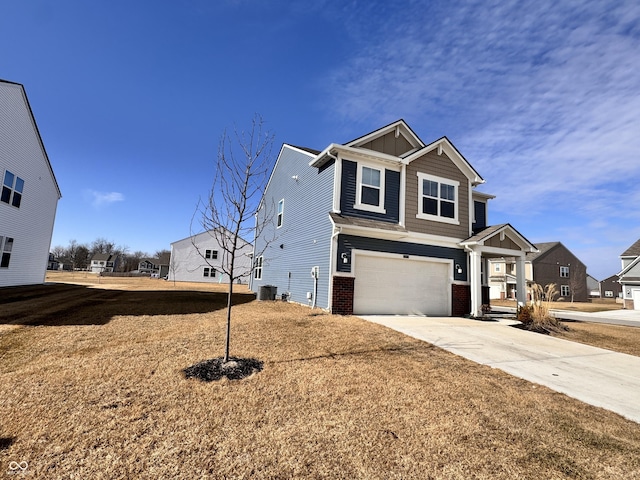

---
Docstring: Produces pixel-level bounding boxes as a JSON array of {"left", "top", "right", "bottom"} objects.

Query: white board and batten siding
[{"left": 0, "top": 80, "right": 61, "bottom": 287}]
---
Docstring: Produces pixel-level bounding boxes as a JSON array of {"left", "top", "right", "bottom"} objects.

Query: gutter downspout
[{"left": 327, "top": 225, "right": 341, "bottom": 312}]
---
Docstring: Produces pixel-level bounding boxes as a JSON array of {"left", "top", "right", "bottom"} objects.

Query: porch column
[
  {"left": 515, "top": 255, "right": 526, "bottom": 306},
  {"left": 469, "top": 249, "right": 483, "bottom": 317}
]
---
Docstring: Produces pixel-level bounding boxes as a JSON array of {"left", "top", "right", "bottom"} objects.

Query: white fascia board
[
  {"left": 345, "top": 120, "right": 424, "bottom": 149},
  {"left": 311, "top": 144, "right": 403, "bottom": 170},
  {"left": 472, "top": 190, "right": 496, "bottom": 201},
  {"left": 403, "top": 138, "right": 485, "bottom": 186},
  {"left": 617, "top": 255, "right": 640, "bottom": 277}
]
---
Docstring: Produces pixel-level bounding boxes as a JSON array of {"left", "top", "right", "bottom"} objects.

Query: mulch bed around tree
[{"left": 183, "top": 357, "right": 264, "bottom": 381}]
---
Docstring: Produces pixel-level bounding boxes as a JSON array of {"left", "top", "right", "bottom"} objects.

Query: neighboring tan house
[
  {"left": 169, "top": 229, "right": 253, "bottom": 284},
  {"left": 89, "top": 253, "right": 120, "bottom": 274},
  {"left": 617, "top": 238, "right": 640, "bottom": 310},
  {"left": 600, "top": 274, "right": 622, "bottom": 300},
  {"left": 489, "top": 242, "right": 588, "bottom": 302},
  {"left": 0, "top": 79, "right": 62, "bottom": 287},
  {"left": 250, "top": 120, "right": 536, "bottom": 317}
]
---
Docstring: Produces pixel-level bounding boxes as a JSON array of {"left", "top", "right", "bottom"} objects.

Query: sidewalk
[
  {"left": 491, "top": 305, "right": 640, "bottom": 327},
  {"left": 358, "top": 315, "right": 640, "bottom": 424}
]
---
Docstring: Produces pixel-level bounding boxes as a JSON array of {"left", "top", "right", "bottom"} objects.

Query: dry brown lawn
[
  {"left": 492, "top": 298, "right": 623, "bottom": 313},
  {"left": 1, "top": 273, "right": 639, "bottom": 479},
  {"left": 551, "top": 321, "right": 640, "bottom": 357}
]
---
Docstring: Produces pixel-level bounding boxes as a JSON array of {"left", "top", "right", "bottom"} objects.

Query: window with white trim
[
  {"left": 416, "top": 173, "right": 459, "bottom": 224},
  {"left": 0, "top": 236, "right": 14, "bottom": 268},
  {"left": 254, "top": 255, "right": 263, "bottom": 280},
  {"left": 1, "top": 171, "right": 24, "bottom": 208},
  {"left": 560, "top": 285, "right": 570, "bottom": 297},
  {"left": 355, "top": 164, "right": 386, "bottom": 213},
  {"left": 494, "top": 263, "right": 502, "bottom": 273},
  {"left": 560, "top": 266, "right": 569, "bottom": 277},
  {"left": 605, "top": 290, "right": 614, "bottom": 298},
  {"left": 277, "top": 199, "right": 284, "bottom": 228}
]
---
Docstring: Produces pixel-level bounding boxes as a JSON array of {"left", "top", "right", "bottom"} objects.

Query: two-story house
[
  {"left": 0, "top": 79, "right": 61, "bottom": 287},
  {"left": 489, "top": 242, "right": 588, "bottom": 302},
  {"left": 89, "top": 253, "right": 120, "bottom": 274},
  {"left": 169, "top": 229, "right": 253, "bottom": 284},
  {"left": 617, "top": 238, "right": 640, "bottom": 310},
  {"left": 250, "top": 120, "right": 536, "bottom": 317}
]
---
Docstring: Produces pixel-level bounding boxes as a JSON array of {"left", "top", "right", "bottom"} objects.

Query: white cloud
[
  {"left": 87, "top": 190, "right": 125, "bottom": 208},
  {"left": 319, "top": 0, "right": 640, "bottom": 275}
]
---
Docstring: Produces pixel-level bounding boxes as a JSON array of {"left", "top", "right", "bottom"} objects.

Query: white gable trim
[{"left": 345, "top": 119, "right": 424, "bottom": 150}]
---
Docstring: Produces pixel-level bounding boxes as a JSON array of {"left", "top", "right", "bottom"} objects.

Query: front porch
[{"left": 461, "top": 224, "right": 537, "bottom": 318}]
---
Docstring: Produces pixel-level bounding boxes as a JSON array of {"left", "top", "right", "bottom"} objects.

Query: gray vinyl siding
[
  {"left": 405, "top": 151, "right": 470, "bottom": 238},
  {"left": 336, "top": 234, "right": 468, "bottom": 282},
  {"left": 340, "top": 160, "right": 400, "bottom": 223},
  {"left": 252, "top": 145, "right": 334, "bottom": 308},
  {"left": 0, "top": 82, "right": 60, "bottom": 287}
]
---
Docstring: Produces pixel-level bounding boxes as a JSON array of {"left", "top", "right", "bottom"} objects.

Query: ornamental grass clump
[{"left": 517, "top": 283, "right": 567, "bottom": 334}]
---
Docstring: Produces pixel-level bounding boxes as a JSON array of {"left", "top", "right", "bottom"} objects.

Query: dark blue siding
[
  {"left": 337, "top": 234, "right": 467, "bottom": 282},
  {"left": 473, "top": 201, "right": 487, "bottom": 233},
  {"left": 340, "top": 160, "right": 400, "bottom": 223}
]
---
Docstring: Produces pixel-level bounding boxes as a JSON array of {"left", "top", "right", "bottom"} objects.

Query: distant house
[
  {"left": 169, "top": 229, "right": 253, "bottom": 284},
  {"left": 617, "top": 238, "right": 640, "bottom": 310},
  {"left": 89, "top": 253, "right": 121, "bottom": 274},
  {"left": 489, "top": 242, "right": 588, "bottom": 302},
  {"left": 0, "top": 79, "right": 62, "bottom": 287},
  {"left": 600, "top": 274, "right": 622, "bottom": 300},
  {"left": 47, "top": 253, "right": 59, "bottom": 271},
  {"left": 587, "top": 274, "right": 600, "bottom": 298}
]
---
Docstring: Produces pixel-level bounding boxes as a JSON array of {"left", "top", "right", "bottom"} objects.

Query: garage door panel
[{"left": 353, "top": 254, "right": 451, "bottom": 316}]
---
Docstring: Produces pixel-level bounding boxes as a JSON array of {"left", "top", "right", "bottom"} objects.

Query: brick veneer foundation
[
  {"left": 332, "top": 276, "right": 355, "bottom": 315},
  {"left": 452, "top": 284, "right": 471, "bottom": 317}
]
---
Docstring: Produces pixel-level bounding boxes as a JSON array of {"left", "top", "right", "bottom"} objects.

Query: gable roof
[
  {"left": 0, "top": 79, "right": 62, "bottom": 199},
  {"left": 526, "top": 241, "right": 560, "bottom": 262},
  {"left": 461, "top": 223, "right": 537, "bottom": 252},
  {"left": 309, "top": 120, "right": 485, "bottom": 185},
  {"left": 621, "top": 238, "right": 640, "bottom": 257}
]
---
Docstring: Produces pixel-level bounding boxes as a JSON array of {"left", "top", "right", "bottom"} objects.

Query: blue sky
[{"left": 2, "top": 0, "right": 639, "bottom": 280}]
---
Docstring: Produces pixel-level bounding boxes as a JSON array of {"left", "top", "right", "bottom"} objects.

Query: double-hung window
[
  {"left": 203, "top": 267, "right": 210, "bottom": 277},
  {"left": 560, "top": 266, "right": 569, "bottom": 277},
  {"left": 277, "top": 199, "right": 284, "bottom": 228},
  {"left": 0, "top": 236, "right": 14, "bottom": 268},
  {"left": 254, "top": 256, "right": 263, "bottom": 280},
  {"left": 560, "top": 285, "right": 570, "bottom": 297},
  {"left": 416, "top": 173, "right": 459, "bottom": 224},
  {"left": 205, "top": 249, "right": 218, "bottom": 260},
  {"left": 1, "top": 171, "right": 24, "bottom": 208},
  {"left": 355, "top": 164, "right": 386, "bottom": 213}
]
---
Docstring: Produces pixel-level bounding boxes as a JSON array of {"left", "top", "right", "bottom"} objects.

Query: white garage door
[
  {"left": 633, "top": 289, "right": 640, "bottom": 311},
  {"left": 353, "top": 253, "right": 451, "bottom": 316}
]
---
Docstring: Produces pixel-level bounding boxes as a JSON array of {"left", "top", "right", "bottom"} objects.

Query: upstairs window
[
  {"left": 277, "top": 199, "right": 284, "bottom": 228},
  {"left": 417, "top": 173, "right": 459, "bottom": 224},
  {"left": 0, "top": 236, "right": 13, "bottom": 268},
  {"left": 355, "top": 164, "right": 386, "bottom": 214},
  {"left": 254, "top": 256, "right": 263, "bottom": 280},
  {"left": 1, "top": 171, "right": 24, "bottom": 208},
  {"left": 205, "top": 249, "right": 218, "bottom": 260},
  {"left": 560, "top": 266, "right": 569, "bottom": 277}
]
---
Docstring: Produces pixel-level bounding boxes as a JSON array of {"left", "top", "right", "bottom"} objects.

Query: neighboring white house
[
  {"left": 89, "top": 253, "right": 121, "bottom": 274},
  {"left": 169, "top": 229, "right": 253, "bottom": 284},
  {"left": 0, "top": 79, "right": 61, "bottom": 287}
]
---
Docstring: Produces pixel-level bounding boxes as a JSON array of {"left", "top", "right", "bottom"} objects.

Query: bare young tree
[{"left": 192, "top": 114, "right": 276, "bottom": 363}]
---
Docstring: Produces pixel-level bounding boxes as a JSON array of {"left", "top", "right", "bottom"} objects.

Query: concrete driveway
[{"left": 358, "top": 315, "right": 640, "bottom": 424}]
